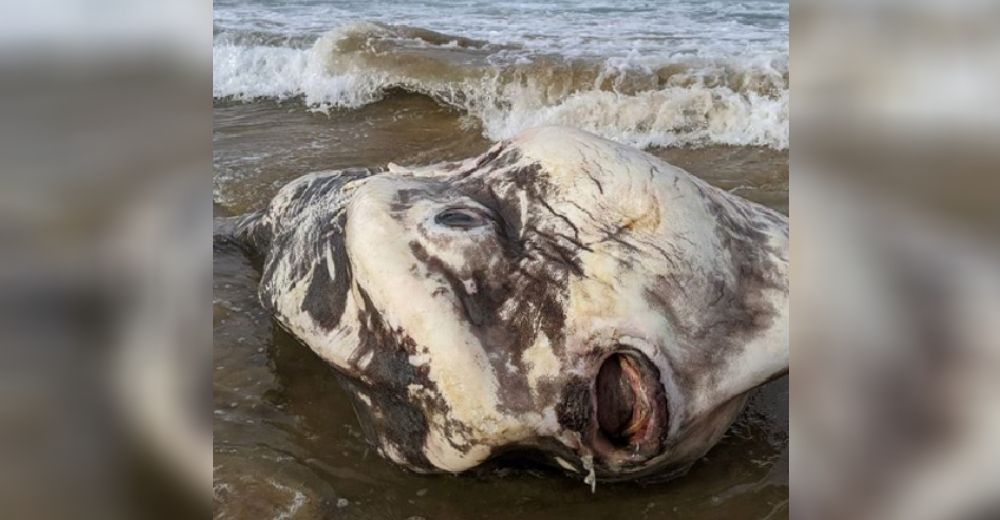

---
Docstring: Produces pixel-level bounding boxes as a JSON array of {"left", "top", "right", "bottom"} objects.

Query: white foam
[
  {"left": 476, "top": 75, "right": 789, "bottom": 149},
  {"left": 213, "top": 37, "right": 385, "bottom": 107},
  {"left": 213, "top": 1, "right": 789, "bottom": 148},
  {"left": 215, "top": 0, "right": 788, "bottom": 59}
]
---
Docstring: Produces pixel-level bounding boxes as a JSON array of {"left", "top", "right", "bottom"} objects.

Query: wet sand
[{"left": 213, "top": 94, "right": 788, "bottom": 519}]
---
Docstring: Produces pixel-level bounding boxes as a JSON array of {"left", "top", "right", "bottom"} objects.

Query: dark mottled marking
[
  {"left": 300, "top": 214, "right": 352, "bottom": 330},
  {"left": 405, "top": 167, "right": 578, "bottom": 412},
  {"left": 345, "top": 288, "right": 438, "bottom": 467},
  {"left": 455, "top": 143, "right": 508, "bottom": 178},
  {"left": 407, "top": 240, "right": 536, "bottom": 412},
  {"left": 644, "top": 185, "right": 786, "bottom": 400},
  {"left": 491, "top": 149, "right": 523, "bottom": 170},
  {"left": 556, "top": 376, "right": 592, "bottom": 433},
  {"left": 390, "top": 185, "right": 447, "bottom": 214},
  {"left": 252, "top": 171, "right": 375, "bottom": 316},
  {"left": 227, "top": 212, "right": 272, "bottom": 255}
]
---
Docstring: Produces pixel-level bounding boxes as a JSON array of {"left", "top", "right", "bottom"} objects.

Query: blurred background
[
  {"left": 0, "top": 0, "right": 996, "bottom": 519},
  {"left": 793, "top": 0, "right": 1000, "bottom": 519},
  {"left": 0, "top": 0, "right": 210, "bottom": 518}
]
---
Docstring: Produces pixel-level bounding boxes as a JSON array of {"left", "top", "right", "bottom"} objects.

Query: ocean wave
[{"left": 213, "top": 22, "right": 788, "bottom": 149}]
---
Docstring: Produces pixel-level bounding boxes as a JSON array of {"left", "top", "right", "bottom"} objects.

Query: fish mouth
[{"left": 590, "top": 349, "right": 669, "bottom": 468}]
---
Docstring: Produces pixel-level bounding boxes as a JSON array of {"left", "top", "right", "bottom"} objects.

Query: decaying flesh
[{"left": 231, "top": 126, "right": 788, "bottom": 484}]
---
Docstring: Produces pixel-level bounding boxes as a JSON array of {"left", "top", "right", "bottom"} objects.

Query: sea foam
[{"left": 214, "top": 22, "right": 788, "bottom": 149}]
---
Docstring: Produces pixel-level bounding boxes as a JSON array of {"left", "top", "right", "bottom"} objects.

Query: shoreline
[{"left": 213, "top": 96, "right": 787, "bottom": 216}]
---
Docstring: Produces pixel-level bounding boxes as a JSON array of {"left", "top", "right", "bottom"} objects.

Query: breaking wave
[{"left": 213, "top": 22, "right": 788, "bottom": 149}]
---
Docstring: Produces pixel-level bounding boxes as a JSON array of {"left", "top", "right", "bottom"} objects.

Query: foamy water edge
[{"left": 213, "top": 23, "right": 788, "bottom": 149}]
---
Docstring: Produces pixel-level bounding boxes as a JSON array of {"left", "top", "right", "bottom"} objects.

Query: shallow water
[
  {"left": 213, "top": 95, "right": 787, "bottom": 216},
  {"left": 213, "top": 92, "right": 788, "bottom": 519},
  {"left": 213, "top": 0, "right": 788, "bottom": 149}
]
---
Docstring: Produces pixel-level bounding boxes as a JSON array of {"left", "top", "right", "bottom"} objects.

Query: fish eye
[{"left": 434, "top": 207, "right": 490, "bottom": 229}]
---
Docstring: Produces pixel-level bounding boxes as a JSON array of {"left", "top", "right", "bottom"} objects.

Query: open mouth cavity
[{"left": 592, "top": 351, "right": 668, "bottom": 464}]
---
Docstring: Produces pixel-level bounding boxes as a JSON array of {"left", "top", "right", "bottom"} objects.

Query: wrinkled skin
[{"left": 229, "top": 127, "right": 788, "bottom": 482}]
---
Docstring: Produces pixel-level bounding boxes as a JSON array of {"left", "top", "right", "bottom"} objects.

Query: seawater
[{"left": 213, "top": 0, "right": 788, "bottom": 149}]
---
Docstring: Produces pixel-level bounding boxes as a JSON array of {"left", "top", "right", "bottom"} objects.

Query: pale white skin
[{"left": 244, "top": 126, "right": 788, "bottom": 481}]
